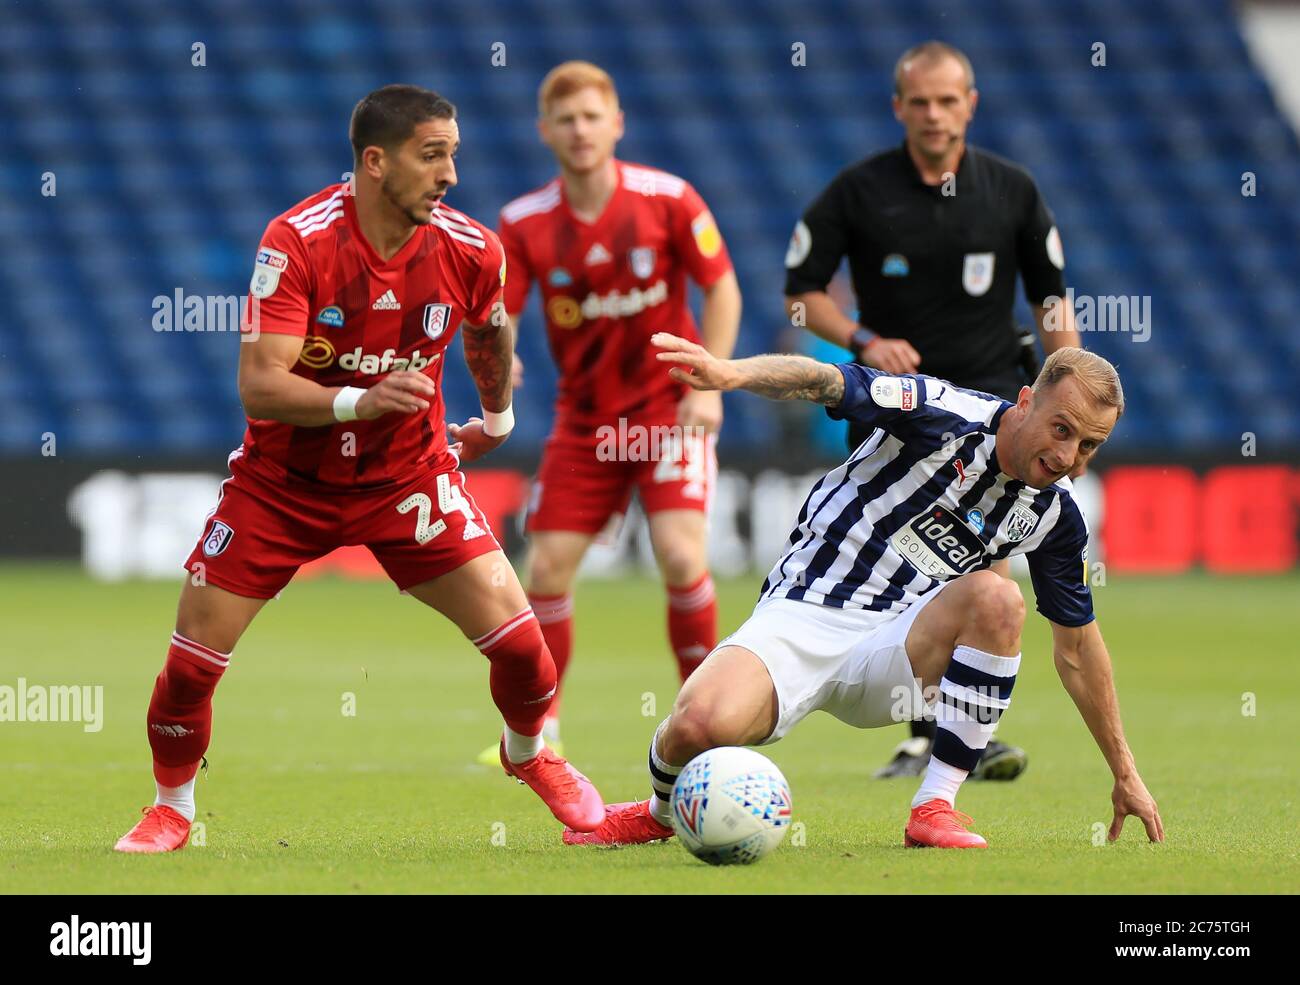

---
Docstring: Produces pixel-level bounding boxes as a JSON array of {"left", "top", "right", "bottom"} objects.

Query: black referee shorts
[{"left": 844, "top": 365, "right": 1028, "bottom": 454}]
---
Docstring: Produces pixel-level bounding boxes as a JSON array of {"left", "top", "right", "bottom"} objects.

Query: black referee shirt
[{"left": 784, "top": 142, "right": 1066, "bottom": 387}]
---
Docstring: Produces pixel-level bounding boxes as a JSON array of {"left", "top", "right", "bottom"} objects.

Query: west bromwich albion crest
[
  {"left": 423, "top": 303, "right": 451, "bottom": 340},
  {"left": 1003, "top": 503, "right": 1040, "bottom": 542}
]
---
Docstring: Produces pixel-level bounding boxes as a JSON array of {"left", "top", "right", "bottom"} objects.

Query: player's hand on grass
[
  {"left": 354, "top": 371, "right": 437, "bottom": 419},
  {"left": 447, "top": 417, "right": 506, "bottom": 463},
  {"left": 677, "top": 388, "right": 724, "bottom": 433},
  {"left": 653, "top": 333, "right": 740, "bottom": 392},
  {"left": 859, "top": 337, "right": 921, "bottom": 375},
  {"left": 1110, "top": 773, "right": 1164, "bottom": 843}
]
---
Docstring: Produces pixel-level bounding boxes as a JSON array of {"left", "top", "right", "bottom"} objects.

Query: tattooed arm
[
  {"left": 652, "top": 332, "right": 845, "bottom": 406},
  {"left": 730, "top": 354, "right": 846, "bottom": 404},
  {"left": 449, "top": 302, "right": 514, "bottom": 462},
  {"left": 461, "top": 302, "right": 513, "bottom": 414}
]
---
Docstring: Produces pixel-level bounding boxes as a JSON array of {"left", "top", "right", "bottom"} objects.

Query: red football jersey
[
  {"left": 498, "top": 160, "right": 732, "bottom": 427},
  {"left": 238, "top": 184, "right": 505, "bottom": 487}
]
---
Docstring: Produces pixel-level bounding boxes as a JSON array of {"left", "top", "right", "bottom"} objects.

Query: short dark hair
[
  {"left": 894, "top": 41, "right": 975, "bottom": 97},
  {"left": 349, "top": 85, "right": 456, "bottom": 164}
]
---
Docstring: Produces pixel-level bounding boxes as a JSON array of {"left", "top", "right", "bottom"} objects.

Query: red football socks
[
  {"left": 472, "top": 609, "right": 557, "bottom": 737},
  {"left": 667, "top": 573, "right": 717, "bottom": 682},
  {"left": 148, "top": 633, "right": 230, "bottom": 787},
  {"left": 527, "top": 592, "right": 573, "bottom": 717}
]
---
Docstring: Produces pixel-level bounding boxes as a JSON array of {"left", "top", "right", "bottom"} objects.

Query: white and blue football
[{"left": 670, "top": 747, "right": 793, "bottom": 865}]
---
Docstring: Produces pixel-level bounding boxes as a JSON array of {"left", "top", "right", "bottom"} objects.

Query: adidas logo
[
  {"left": 150, "top": 723, "right": 193, "bottom": 738},
  {"left": 372, "top": 289, "right": 401, "bottom": 310},
  {"left": 522, "top": 684, "right": 559, "bottom": 705},
  {"left": 584, "top": 243, "right": 612, "bottom": 266}
]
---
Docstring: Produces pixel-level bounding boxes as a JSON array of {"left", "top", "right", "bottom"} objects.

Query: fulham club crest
[
  {"left": 628, "top": 247, "right": 656, "bottom": 280},
  {"left": 423, "top": 303, "right": 451, "bottom": 340},
  {"left": 203, "top": 520, "right": 234, "bottom": 557}
]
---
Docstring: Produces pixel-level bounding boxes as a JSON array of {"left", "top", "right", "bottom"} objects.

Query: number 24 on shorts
[{"left": 397, "top": 474, "right": 484, "bottom": 544}]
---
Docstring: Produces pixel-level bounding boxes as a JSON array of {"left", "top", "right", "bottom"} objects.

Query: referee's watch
[{"left": 848, "top": 327, "right": 878, "bottom": 361}]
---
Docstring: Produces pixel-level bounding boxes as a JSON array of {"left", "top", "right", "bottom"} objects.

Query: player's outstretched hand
[
  {"left": 653, "top": 333, "right": 739, "bottom": 392},
  {"left": 860, "top": 337, "right": 921, "bottom": 375},
  {"left": 355, "top": 371, "right": 437, "bottom": 420},
  {"left": 1109, "top": 773, "right": 1164, "bottom": 843},
  {"left": 447, "top": 417, "right": 506, "bottom": 463}
]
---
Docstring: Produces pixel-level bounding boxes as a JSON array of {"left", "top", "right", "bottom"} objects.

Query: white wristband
[
  {"left": 482, "top": 404, "right": 514, "bottom": 437},
  {"left": 333, "top": 386, "right": 365, "bottom": 422}
]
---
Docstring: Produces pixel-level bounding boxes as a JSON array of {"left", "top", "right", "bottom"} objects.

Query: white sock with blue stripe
[
  {"left": 647, "top": 719, "right": 680, "bottom": 826},
  {"left": 913, "top": 645, "right": 1021, "bottom": 808}
]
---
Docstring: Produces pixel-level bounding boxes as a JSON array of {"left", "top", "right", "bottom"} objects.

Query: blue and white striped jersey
[{"left": 759, "top": 364, "right": 1094, "bottom": 627}]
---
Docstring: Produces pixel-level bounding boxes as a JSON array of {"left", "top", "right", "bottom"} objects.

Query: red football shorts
[
  {"left": 184, "top": 450, "right": 501, "bottom": 599},
  {"left": 526, "top": 416, "right": 717, "bottom": 537}
]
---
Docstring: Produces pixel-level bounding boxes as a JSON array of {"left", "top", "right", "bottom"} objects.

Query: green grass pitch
[{"left": 2, "top": 563, "right": 1297, "bottom": 894}]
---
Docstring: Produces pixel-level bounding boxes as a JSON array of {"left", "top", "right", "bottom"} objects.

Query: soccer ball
[{"left": 670, "top": 747, "right": 793, "bottom": 865}]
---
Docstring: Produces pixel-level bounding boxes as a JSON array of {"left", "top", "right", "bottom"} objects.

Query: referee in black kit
[{"left": 784, "top": 41, "right": 1082, "bottom": 780}]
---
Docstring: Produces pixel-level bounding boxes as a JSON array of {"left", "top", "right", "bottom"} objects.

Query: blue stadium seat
[{"left": 1, "top": 0, "right": 1296, "bottom": 457}]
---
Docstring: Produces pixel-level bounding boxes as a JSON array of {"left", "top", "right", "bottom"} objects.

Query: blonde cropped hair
[{"left": 1032, "top": 347, "right": 1125, "bottom": 418}]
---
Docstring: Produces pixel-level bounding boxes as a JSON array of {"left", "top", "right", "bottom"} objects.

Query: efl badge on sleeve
[
  {"left": 870, "top": 376, "right": 917, "bottom": 411},
  {"left": 691, "top": 211, "right": 722, "bottom": 258},
  {"left": 423, "top": 303, "right": 452, "bottom": 341},
  {"left": 250, "top": 247, "right": 289, "bottom": 299},
  {"left": 785, "top": 221, "right": 811, "bottom": 269},
  {"left": 962, "top": 252, "right": 995, "bottom": 297},
  {"left": 1046, "top": 226, "right": 1065, "bottom": 270}
]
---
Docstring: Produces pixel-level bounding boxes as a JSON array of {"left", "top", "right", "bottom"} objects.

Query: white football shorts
[{"left": 713, "top": 583, "right": 952, "bottom": 743}]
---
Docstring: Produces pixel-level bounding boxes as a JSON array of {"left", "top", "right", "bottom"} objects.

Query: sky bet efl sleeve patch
[
  {"left": 869, "top": 375, "right": 917, "bottom": 411},
  {"left": 691, "top": 210, "right": 722, "bottom": 259},
  {"left": 250, "top": 247, "right": 289, "bottom": 299}
]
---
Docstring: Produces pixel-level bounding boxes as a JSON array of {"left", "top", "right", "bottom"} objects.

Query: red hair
[{"left": 538, "top": 61, "right": 618, "bottom": 116}]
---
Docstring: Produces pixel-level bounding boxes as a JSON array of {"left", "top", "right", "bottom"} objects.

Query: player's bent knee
[
  {"left": 965, "top": 571, "right": 1025, "bottom": 647},
  {"left": 527, "top": 538, "right": 586, "bottom": 595},
  {"left": 174, "top": 582, "right": 261, "bottom": 654},
  {"left": 668, "top": 700, "right": 741, "bottom": 759},
  {"left": 654, "top": 538, "right": 707, "bottom": 586},
  {"left": 661, "top": 554, "right": 707, "bottom": 588},
  {"left": 670, "top": 690, "right": 771, "bottom": 754}
]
